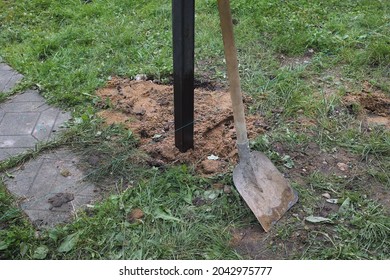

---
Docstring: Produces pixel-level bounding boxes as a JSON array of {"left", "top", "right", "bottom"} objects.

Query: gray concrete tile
[
  {"left": 32, "top": 108, "right": 59, "bottom": 141},
  {"left": 21, "top": 193, "right": 74, "bottom": 212},
  {"left": 72, "top": 195, "right": 96, "bottom": 208},
  {"left": 52, "top": 111, "right": 71, "bottom": 133},
  {"left": 0, "top": 101, "right": 47, "bottom": 112},
  {"left": 3, "top": 73, "right": 23, "bottom": 92},
  {"left": 11, "top": 89, "right": 44, "bottom": 102},
  {"left": 0, "top": 75, "right": 12, "bottom": 92},
  {"left": 21, "top": 195, "right": 55, "bottom": 211},
  {"left": 0, "top": 112, "right": 40, "bottom": 135},
  {"left": 27, "top": 161, "right": 72, "bottom": 196},
  {"left": 0, "top": 111, "right": 4, "bottom": 122},
  {"left": 0, "top": 63, "right": 13, "bottom": 72},
  {"left": 75, "top": 183, "right": 97, "bottom": 197},
  {"left": 0, "top": 148, "right": 30, "bottom": 162},
  {"left": 0, "top": 135, "right": 36, "bottom": 148},
  {"left": 0, "top": 66, "right": 70, "bottom": 160},
  {"left": 24, "top": 209, "right": 71, "bottom": 228},
  {"left": 3, "top": 148, "right": 98, "bottom": 228},
  {"left": 4, "top": 159, "right": 43, "bottom": 196},
  {"left": 0, "top": 64, "right": 87, "bottom": 228}
]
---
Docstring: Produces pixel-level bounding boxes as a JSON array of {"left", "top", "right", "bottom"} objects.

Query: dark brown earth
[{"left": 343, "top": 81, "right": 390, "bottom": 129}]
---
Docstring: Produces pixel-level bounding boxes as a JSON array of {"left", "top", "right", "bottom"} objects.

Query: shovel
[{"left": 217, "top": 0, "right": 298, "bottom": 232}]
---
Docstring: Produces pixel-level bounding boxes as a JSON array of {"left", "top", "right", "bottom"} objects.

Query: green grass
[
  {"left": 0, "top": 119, "right": 251, "bottom": 259},
  {"left": 0, "top": 183, "right": 38, "bottom": 259},
  {"left": 0, "top": 166, "right": 249, "bottom": 259},
  {"left": 0, "top": 0, "right": 389, "bottom": 260}
]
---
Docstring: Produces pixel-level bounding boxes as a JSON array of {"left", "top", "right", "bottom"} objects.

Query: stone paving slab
[
  {"left": 0, "top": 63, "right": 23, "bottom": 93},
  {"left": 0, "top": 89, "right": 71, "bottom": 160},
  {"left": 1, "top": 63, "right": 99, "bottom": 228},
  {"left": 4, "top": 148, "right": 99, "bottom": 227}
]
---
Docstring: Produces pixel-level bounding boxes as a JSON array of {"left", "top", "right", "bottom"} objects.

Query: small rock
[
  {"left": 201, "top": 159, "right": 222, "bottom": 174},
  {"left": 322, "top": 193, "right": 331, "bottom": 199},
  {"left": 133, "top": 107, "right": 146, "bottom": 116},
  {"left": 337, "top": 162, "right": 348, "bottom": 171},
  {"left": 152, "top": 134, "right": 163, "bottom": 142},
  {"left": 60, "top": 169, "right": 71, "bottom": 177},
  {"left": 135, "top": 74, "right": 147, "bottom": 81},
  {"left": 223, "top": 185, "right": 232, "bottom": 194},
  {"left": 207, "top": 154, "right": 219, "bottom": 160},
  {"left": 326, "top": 198, "right": 339, "bottom": 204},
  {"left": 127, "top": 208, "right": 144, "bottom": 222}
]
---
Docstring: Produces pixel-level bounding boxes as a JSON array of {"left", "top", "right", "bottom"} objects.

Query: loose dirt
[
  {"left": 343, "top": 81, "right": 390, "bottom": 129},
  {"left": 96, "top": 77, "right": 265, "bottom": 174}
]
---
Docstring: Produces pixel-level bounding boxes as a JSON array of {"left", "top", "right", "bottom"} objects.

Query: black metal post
[{"left": 172, "top": 0, "right": 195, "bottom": 152}]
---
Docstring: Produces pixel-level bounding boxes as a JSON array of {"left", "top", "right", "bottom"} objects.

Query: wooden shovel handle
[{"left": 217, "top": 0, "right": 248, "bottom": 146}]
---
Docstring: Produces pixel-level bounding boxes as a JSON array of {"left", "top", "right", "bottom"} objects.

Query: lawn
[{"left": 0, "top": 0, "right": 389, "bottom": 260}]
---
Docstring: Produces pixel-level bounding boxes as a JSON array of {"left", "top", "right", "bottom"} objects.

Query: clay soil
[{"left": 96, "top": 77, "right": 266, "bottom": 174}]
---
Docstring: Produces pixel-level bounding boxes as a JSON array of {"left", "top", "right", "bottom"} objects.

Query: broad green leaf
[
  {"left": 33, "top": 245, "right": 49, "bottom": 260},
  {"left": 20, "top": 242, "right": 28, "bottom": 257},
  {"left": 58, "top": 232, "right": 80, "bottom": 253},
  {"left": 305, "top": 215, "right": 333, "bottom": 224},
  {"left": 339, "top": 197, "right": 351, "bottom": 214},
  {"left": 0, "top": 240, "right": 9, "bottom": 251},
  {"left": 282, "top": 155, "right": 294, "bottom": 169},
  {"left": 154, "top": 208, "right": 181, "bottom": 222},
  {"left": 183, "top": 188, "right": 193, "bottom": 204}
]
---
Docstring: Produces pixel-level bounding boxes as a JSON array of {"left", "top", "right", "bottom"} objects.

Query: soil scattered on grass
[
  {"left": 343, "top": 82, "right": 390, "bottom": 129},
  {"left": 96, "top": 77, "right": 265, "bottom": 174}
]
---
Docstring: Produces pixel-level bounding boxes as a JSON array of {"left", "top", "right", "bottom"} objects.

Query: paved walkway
[
  {"left": 0, "top": 63, "right": 23, "bottom": 93},
  {"left": 0, "top": 89, "right": 70, "bottom": 160},
  {"left": 1, "top": 63, "right": 98, "bottom": 228}
]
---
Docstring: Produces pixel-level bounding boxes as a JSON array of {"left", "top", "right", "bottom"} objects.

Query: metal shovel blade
[{"left": 233, "top": 150, "right": 298, "bottom": 232}]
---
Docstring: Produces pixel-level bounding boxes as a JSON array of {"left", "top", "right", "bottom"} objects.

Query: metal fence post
[{"left": 172, "top": 0, "right": 195, "bottom": 152}]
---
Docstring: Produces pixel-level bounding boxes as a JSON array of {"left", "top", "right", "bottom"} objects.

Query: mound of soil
[
  {"left": 343, "top": 82, "right": 390, "bottom": 129},
  {"left": 96, "top": 77, "right": 265, "bottom": 174}
]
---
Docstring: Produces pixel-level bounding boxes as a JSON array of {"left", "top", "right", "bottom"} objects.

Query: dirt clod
[
  {"left": 127, "top": 208, "right": 144, "bottom": 222},
  {"left": 48, "top": 193, "right": 74, "bottom": 209},
  {"left": 343, "top": 83, "right": 390, "bottom": 129},
  {"left": 223, "top": 185, "right": 232, "bottom": 194},
  {"left": 201, "top": 159, "right": 224, "bottom": 174},
  {"left": 60, "top": 169, "right": 71, "bottom": 177},
  {"left": 337, "top": 162, "right": 348, "bottom": 172}
]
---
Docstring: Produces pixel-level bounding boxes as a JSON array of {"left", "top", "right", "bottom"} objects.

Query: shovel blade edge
[{"left": 233, "top": 151, "right": 298, "bottom": 232}]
